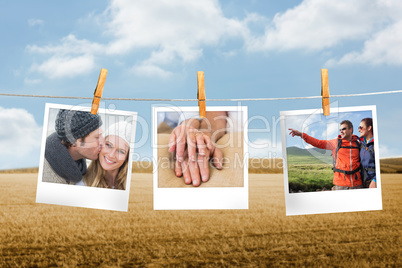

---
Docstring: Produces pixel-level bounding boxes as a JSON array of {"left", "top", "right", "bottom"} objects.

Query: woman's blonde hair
[{"left": 83, "top": 149, "right": 129, "bottom": 190}]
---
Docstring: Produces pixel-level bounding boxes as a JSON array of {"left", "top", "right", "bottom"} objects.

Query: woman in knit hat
[{"left": 82, "top": 121, "right": 132, "bottom": 190}]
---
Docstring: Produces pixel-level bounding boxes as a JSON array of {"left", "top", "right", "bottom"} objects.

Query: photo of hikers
[
  {"left": 41, "top": 106, "right": 135, "bottom": 190},
  {"left": 155, "top": 107, "right": 246, "bottom": 188},
  {"left": 283, "top": 107, "right": 378, "bottom": 193}
]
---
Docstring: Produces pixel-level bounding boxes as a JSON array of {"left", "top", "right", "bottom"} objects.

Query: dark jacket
[
  {"left": 360, "top": 137, "right": 376, "bottom": 184},
  {"left": 42, "top": 132, "right": 87, "bottom": 184}
]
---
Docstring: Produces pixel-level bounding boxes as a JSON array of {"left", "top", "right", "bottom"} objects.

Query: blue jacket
[{"left": 360, "top": 137, "right": 376, "bottom": 182}]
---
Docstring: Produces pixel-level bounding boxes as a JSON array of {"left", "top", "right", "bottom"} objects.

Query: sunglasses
[
  {"left": 358, "top": 126, "right": 364, "bottom": 130},
  {"left": 340, "top": 127, "right": 348, "bottom": 132}
]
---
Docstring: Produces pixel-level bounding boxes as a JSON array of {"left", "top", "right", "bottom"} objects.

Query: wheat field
[{"left": 0, "top": 173, "right": 401, "bottom": 267}]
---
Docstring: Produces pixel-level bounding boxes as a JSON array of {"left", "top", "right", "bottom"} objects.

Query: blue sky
[
  {"left": 1, "top": 0, "right": 402, "bottom": 169},
  {"left": 285, "top": 109, "right": 373, "bottom": 148}
]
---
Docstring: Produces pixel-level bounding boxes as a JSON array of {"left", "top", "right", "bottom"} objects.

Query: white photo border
[
  {"left": 36, "top": 103, "right": 137, "bottom": 212},
  {"left": 153, "top": 106, "right": 249, "bottom": 210},
  {"left": 280, "top": 105, "right": 382, "bottom": 216}
]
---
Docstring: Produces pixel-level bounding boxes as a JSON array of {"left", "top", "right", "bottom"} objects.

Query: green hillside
[{"left": 286, "top": 146, "right": 333, "bottom": 165}]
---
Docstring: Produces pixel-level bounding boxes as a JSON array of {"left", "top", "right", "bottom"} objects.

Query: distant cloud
[
  {"left": 103, "top": 0, "right": 248, "bottom": 55},
  {"left": 132, "top": 63, "right": 173, "bottom": 78},
  {"left": 0, "top": 107, "right": 42, "bottom": 161},
  {"left": 248, "top": 138, "right": 282, "bottom": 158},
  {"left": 285, "top": 114, "right": 311, "bottom": 133},
  {"left": 326, "top": 122, "right": 339, "bottom": 140},
  {"left": 27, "top": 34, "right": 103, "bottom": 55},
  {"left": 220, "top": 50, "right": 238, "bottom": 58},
  {"left": 27, "top": 35, "right": 101, "bottom": 78},
  {"left": 24, "top": 78, "right": 41, "bottom": 85},
  {"left": 246, "top": 0, "right": 402, "bottom": 66},
  {"left": 246, "top": 0, "right": 383, "bottom": 52},
  {"left": 28, "top": 18, "right": 44, "bottom": 27},
  {"left": 326, "top": 21, "right": 402, "bottom": 66},
  {"left": 30, "top": 54, "right": 95, "bottom": 79},
  {"left": 26, "top": 0, "right": 250, "bottom": 79},
  {"left": 379, "top": 144, "right": 401, "bottom": 158}
]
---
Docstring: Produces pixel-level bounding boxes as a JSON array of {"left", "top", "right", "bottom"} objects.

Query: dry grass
[
  {"left": 0, "top": 167, "right": 39, "bottom": 174},
  {"left": 0, "top": 172, "right": 401, "bottom": 267},
  {"left": 380, "top": 158, "right": 402, "bottom": 173},
  {"left": 1, "top": 157, "right": 399, "bottom": 175},
  {"left": 131, "top": 161, "right": 154, "bottom": 174},
  {"left": 248, "top": 158, "right": 283, "bottom": 174}
]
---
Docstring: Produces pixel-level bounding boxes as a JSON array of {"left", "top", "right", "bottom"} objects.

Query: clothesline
[{"left": 1, "top": 89, "right": 402, "bottom": 102}]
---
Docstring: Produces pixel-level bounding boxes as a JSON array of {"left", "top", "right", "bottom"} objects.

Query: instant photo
[
  {"left": 280, "top": 105, "right": 382, "bottom": 216},
  {"left": 36, "top": 103, "right": 137, "bottom": 212},
  {"left": 153, "top": 106, "right": 248, "bottom": 210}
]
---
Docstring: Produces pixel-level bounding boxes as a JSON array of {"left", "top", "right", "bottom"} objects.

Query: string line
[{"left": 1, "top": 89, "right": 402, "bottom": 102}]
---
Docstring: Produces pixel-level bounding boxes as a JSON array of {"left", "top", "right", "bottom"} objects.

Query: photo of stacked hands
[{"left": 156, "top": 110, "right": 244, "bottom": 188}]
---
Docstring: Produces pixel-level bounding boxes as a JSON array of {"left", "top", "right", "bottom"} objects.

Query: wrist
[{"left": 182, "top": 118, "right": 200, "bottom": 129}]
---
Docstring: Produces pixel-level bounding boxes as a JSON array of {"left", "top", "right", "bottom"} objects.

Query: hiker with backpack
[
  {"left": 289, "top": 120, "right": 363, "bottom": 190},
  {"left": 358, "top": 118, "right": 377, "bottom": 188}
]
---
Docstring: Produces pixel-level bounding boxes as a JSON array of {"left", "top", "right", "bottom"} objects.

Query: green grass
[
  {"left": 287, "top": 149, "right": 334, "bottom": 192},
  {"left": 288, "top": 166, "right": 333, "bottom": 192}
]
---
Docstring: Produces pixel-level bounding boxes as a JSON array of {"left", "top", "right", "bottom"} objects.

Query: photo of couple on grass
[{"left": 284, "top": 107, "right": 378, "bottom": 193}]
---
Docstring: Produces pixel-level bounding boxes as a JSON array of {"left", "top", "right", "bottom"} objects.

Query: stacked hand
[{"left": 168, "top": 124, "right": 223, "bottom": 186}]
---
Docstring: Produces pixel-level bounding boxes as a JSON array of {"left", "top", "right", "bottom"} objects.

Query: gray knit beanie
[{"left": 55, "top": 109, "right": 103, "bottom": 143}]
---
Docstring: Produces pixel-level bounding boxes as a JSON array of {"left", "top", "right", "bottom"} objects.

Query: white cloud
[
  {"left": 378, "top": 144, "right": 401, "bottom": 158},
  {"left": 27, "top": 35, "right": 101, "bottom": 78},
  {"left": 26, "top": 0, "right": 402, "bottom": 79},
  {"left": 220, "top": 50, "right": 238, "bottom": 58},
  {"left": 132, "top": 63, "right": 173, "bottom": 78},
  {"left": 30, "top": 54, "right": 95, "bottom": 79},
  {"left": 0, "top": 107, "right": 42, "bottom": 160},
  {"left": 244, "top": 0, "right": 402, "bottom": 66},
  {"left": 104, "top": 0, "right": 248, "bottom": 54},
  {"left": 27, "top": 34, "right": 103, "bottom": 56},
  {"left": 28, "top": 18, "right": 44, "bottom": 27},
  {"left": 247, "top": 0, "right": 384, "bottom": 52},
  {"left": 326, "top": 21, "right": 402, "bottom": 66},
  {"left": 326, "top": 122, "right": 339, "bottom": 139},
  {"left": 24, "top": 78, "right": 41, "bottom": 85},
  {"left": 285, "top": 114, "right": 311, "bottom": 132},
  {"left": 248, "top": 138, "right": 282, "bottom": 158},
  {"left": 27, "top": 0, "right": 249, "bottom": 79}
]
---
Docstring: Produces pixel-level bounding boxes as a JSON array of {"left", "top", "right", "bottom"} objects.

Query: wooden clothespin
[
  {"left": 321, "top": 69, "right": 330, "bottom": 116},
  {"left": 197, "top": 71, "right": 206, "bottom": 118},
  {"left": 91, "top": 68, "right": 108, "bottom": 115}
]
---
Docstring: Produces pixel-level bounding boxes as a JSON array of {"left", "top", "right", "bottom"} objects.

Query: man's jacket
[{"left": 302, "top": 133, "right": 362, "bottom": 187}]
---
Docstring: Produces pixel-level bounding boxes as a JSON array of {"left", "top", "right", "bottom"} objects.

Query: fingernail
[
  {"left": 191, "top": 156, "right": 196, "bottom": 161},
  {"left": 202, "top": 175, "right": 208, "bottom": 182},
  {"left": 185, "top": 177, "right": 191, "bottom": 184},
  {"left": 217, "top": 160, "right": 222, "bottom": 169},
  {"left": 192, "top": 180, "right": 199, "bottom": 186}
]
